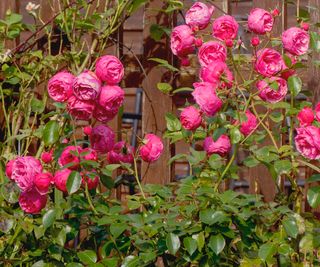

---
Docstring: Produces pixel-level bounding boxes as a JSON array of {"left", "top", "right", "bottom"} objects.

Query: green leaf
[
  {"left": 150, "top": 24, "right": 165, "bottom": 41},
  {"left": 166, "top": 233, "right": 180, "bottom": 255},
  {"left": 192, "top": 232, "right": 205, "bottom": 251},
  {"left": 110, "top": 223, "right": 127, "bottom": 239},
  {"left": 148, "top": 58, "right": 179, "bottom": 72},
  {"left": 306, "top": 174, "right": 320, "bottom": 183},
  {"left": 212, "top": 128, "right": 227, "bottom": 141},
  {"left": 208, "top": 234, "right": 225, "bottom": 255},
  {"left": 172, "top": 87, "right": 193, "bottom": 94},
  {"left": 258, "top": 243, "right": 276, "bottom": 262},
  {"left": 66, "top": 171, "right": 82, "bottom": 194},
  {"left": 31, "top": 97, "right": 45, "bottom": 113},
  {"left": 243, "top": 156, "right": 259, "bottom": 168},
  {"left": 307, "top": 186, "right": 320, "bottom": 208},
  {"left": 157, "top": 82, "right": 172, "bottom": 94},
  {"left": 183, "top": 237, "right": 197, "bottom": 255},
  {"left": 230, "top": 127, "right": 241, "bottom": 144},
  {"left": 208, "top": 154, "right": 223, "bottom": 169},
  {"left": 199, "top": 210, "right": 228, "bottom": 225},
  {"left": 77, "top": 250, "right": 97, "bottom": 265},
  {"left": 274, "top": 160, "right": 292, "bottom": 176},
  {"left": 100, "top": 175, "right": 115, "bottom": 189},
  {"left": 288, "top": 76, "right": 302, "bottom": 97},
  {"left": 102, "top": 164, "right": 121, "bottom": 176},
  {"left": 7, "top": 13, "right": 22, "bottom": 25},
  {"left": 165, "top": 113, "right": 181, "bottom": 131},
  {"left": 43, "top": 121, "right": 59, "bottom": 146},
  {"left": 42, "top": 209, "right": 56, "bottom": 229},
  {"left": 282, "top": 217, "right": 298, "bottom": 238}
]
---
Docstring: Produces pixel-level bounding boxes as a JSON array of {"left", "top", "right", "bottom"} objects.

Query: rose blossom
[
  {"left": 200, "top": 61, "right": 233, "bottom": 88},
  {"left": 82, "top": 171, "right": 100, "bottom": 190},
  {"left": 98, "top": 85, "right": 125, "bottom": 112},
  {"left": 316, "top": 103, "right": 320, "bottom": 122},
  {"left": 90, "top": 125, "right": 115, "bottom": 153},
  {"left": 255, "top": 48, "right": 284, "bottom": 77},
  {"left": 248, "top": 8, "right": 273, "bottom": 35},
  {"left": 58, "top": 146, "right": 82, "bottom": 169},
  {"left": 180, "top": 106, "right": 202, "bottom": 131},
  {"left": 81, "top": 147, "right": 98, "bottom": 161},
  {"left": 170, "top": 25, "right": 195, "bottom": 58},
  {"left": 212, "top": 15, "right": 239, "bottom": 41},
  {"left": 93, "top": 104, "right": 118, "bottom": 123},
  {"left": 19, "top": 188, "right": 47, "bottom": 214},
  {"left": 297, "top": 107, "right": 314, "bottom": 127},
  {"left": 67, "top": 95, "right": 95, "bottom": 120},
  {"left": 185, "top": 2, "right": 214, "bottom": 30},
  {"left": 34, "top": 172, "right": 53, "bottom": 195},
  {"left": 73, "top": 70, "right": 101, "bottom": 101},
  {"left": 295, "top": 126, "right": 320, "bottom": 160},
  {"left": 139, "top": 134, "right": 164, "bottom": 163},
  {"left": 47, "top": 71, "right": 74, "bottom": 102},
  {"left": 107, "top": 141, "right": 134, "bottom": 164},
  {"left": 256, "top": 77, "right": 288, "bottom": 103},
  {"left": 54, "top": 168, "right": 72, "bottom": 193},
  {"left": 251, "top": 36, "right": 260, "bottom": 47},
  {"left": 41, "top": 150, "right": 53, "bottom": 164},
  {"left": 192, "top": 82, "right": 222, "bottom": 116},
  {"left": 5, "top": 159, "right": 15, "bottom": 180},
  {"left": 282, "top": 27, "right": 309, "bottom": 56},
  {"left": 239, "top": 110, "right": 257, "bottom": 136},
  {"left": 11, "top": 156, "right": 43, "bottom": 192},
  {"left": 95, "top": 55, "right": 124, "bottom": 85},
  {"left": 198, "top": 41, "right": 227, "bottom": 67},
  {"left": 203, "top": 135, "right": 231, "bottom": 157}
]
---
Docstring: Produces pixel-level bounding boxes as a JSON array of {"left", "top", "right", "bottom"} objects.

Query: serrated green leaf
[{"left": 66, "top": 171, "right": 82, "bottom": 194}]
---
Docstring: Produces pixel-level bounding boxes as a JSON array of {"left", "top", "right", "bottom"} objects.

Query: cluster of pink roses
[{"left": 47, "top": 55, "right": 125, "bottom": 122}]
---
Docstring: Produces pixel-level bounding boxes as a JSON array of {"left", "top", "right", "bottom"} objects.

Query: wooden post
[{"left": 141, "top": 0, "right": 173, "bottom": 184}]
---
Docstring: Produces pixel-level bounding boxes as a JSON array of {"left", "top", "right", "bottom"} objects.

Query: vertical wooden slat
[{"left": 141, "top": 0, "right": 173, "bottom": 185}]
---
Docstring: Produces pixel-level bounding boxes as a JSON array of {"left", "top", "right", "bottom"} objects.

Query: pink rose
[
  {"left": 11, "top": 156, "right": 43, "bottom": 192},
  {"left": 192, "top": 82, "right": 222, "bottom": 116},
  {"left": 98, "top": 85, "right": 125, "bottom": 112},
  {"left": 185, "top": 2, "right": 214, "bottom": 30},
  {"left": 203, "top": 135, "right": 231, "bottom": 157},
  {"left": 212, "top": 15, "right": 239, "bottom": 41},
  {"left": 95, "top": 55, "right": 124, "bottom": 85},
  {"left": 248, "top": 8, "right": 273, "bottom": 35},
  {"left": 54, "top": 169, "right": 72, "bottom": 193},
  {"left": 251, "top": 36, "right": 260, "bottom": 47},
  {"left": 297, "top": 107, "right": 314, "bottom": 127},
  {"left": 139, "top": 134, "right": 164, "bottom": 163},
  {"left": 295, "top": 126, "right": 320, "bottom": 160},
  {"left": 107, "top": 141, "right": 134, "bottom": 164},
  {"left": 41, "top": 150, "right": 53, "bottom": 164},
  {"left": 81, "top": 170, "right": 99, "bottom": 190},
  {"left": 200, "top": 61, "right": 233, "bottom": 88},
  {"left": 239, "top": 110, "right": 257, "bottom": 136},
  {"left": 67, "top": 95, "right": 95, "bottom": 120},
  {"left": 34, "top": 172, "right": 53, "bottom": 195},
  {"left": 93, "top": 104, "right": 118, "bottom": 123},
  {"left": 81, "top": 147, "right": 98, "bottom": 161},
  {"left": 198, "top": 41, "right": 227, "bottom": 67},
  {"left": 257, "top": 77, "right": 288, "bottom": 103},
  {"left": 47, "top": 71, "right": 74, "bottom": 102},
  {"left": 5, "top": 159, "right": 15, "bottom": 180},
  {"left": 19, "top": 188, "right": 47, "bottom": 214},
  {"left": 255, "top": 48, "right": 284, "bottom": 77},
  {"left": 282, "top": 27, "right": 309, "bottom": 56},
  {"left": 58, "top": 146, "right": 82, "bottom": 170},
  {"left": 315, "top": 103, "right": 320, "bottom": 122},
  {"left": 90, "top": 125, "right": 115, "bottom": 153},
  {"left": 170, "top": 25, "right": 195, "bottom": 58},
  {"left": 73, "top": 70, "right": 101, "bottom": 101},
  {"left": 180, "top": 106, "right": 202, "bottom": 131}
]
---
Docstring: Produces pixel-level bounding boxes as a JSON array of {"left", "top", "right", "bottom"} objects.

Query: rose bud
[
  {"left": 170, "top": 25, "right": 195, "bottom": 58},
  {"left": 139, "top": 134, "right": 164, "bottom": 163},
  {"left": 180, "top": 106, "right": 202, "bottom": 131},
  {"left": 5, "top": 159, "right": 15, "bottom": 180},
  {"left": 185, "top": 2, "right": 214, "bottom": 30},
  {"left": 295, "top": 126, "right": 320, "bottom": 160},
  {"left": 34, "top": 172, "right": 54, "bottom": 195},
  {"left": 297, "top": 107, "right": 314, "bottom": 127},
  {"left": 195, "top": 38, "right": 203, "bottom": 47},
  {"left": 62, "top": 138, "right": 69, "bottom": 144},
  {"left": 41, "top": 150, "right": 53, "bottom": 164},
  {"left": 19, "top": 188, "right": 47, "bottom": 214},
  {"left": 95, "top": 55, "right": 124, "bottom": 85},
  {"left": 212, "top": 15, "right": 239, "bottom": 41},
  {"left": 248, "top": 8, "right": 274, "bottom": 35},
  {"left": 83, "top": 126, "right": 92, "bottom": 136},
  {"left": 198, "top": 41, "right": 227, "bottom": 67},
  {"left": 93, "top": 104, "right": 118, "bottom": 123},
  {"left": 47, "top": 71, "right": 74, "bottom": 102},
  {"left": 98, "top": 85, "right": 125, "bottom": 112},
  {"left": 301, "top": 22, "right": 309, "bottom": 31},
  {"left": 192, "top": 82, "right": 222, "bottom": 116},
  {"left": 11, "top": 156, "right": 43, "bottom": 192},
  {"left": 239, "top": 110, "right": 258, "bottom": 136},
  {"left": 256, "top": 77, "right": 288, "bottom": 103},
  {"left": 181, "top": 57, "right": 191, "bottom": 66},
  {"left": 54, "top": 168, "right": 72, "bottom": 193},
  {"left": 90, "top": 125, "right": 115, "bottom": 154},
  {"left": 204, "top": 135, "right": 231, "bottom": 157},
  {"left": 107, "top": 141, "right": 134, "bottom": 164},
  {"left": 67, "top": 95, "right": 95, "bottom": 120},
  {"left": 81, "top": 170, "right": 100, "bottom": 190},
  {"left": 251, "top": 36, "right": 260, "bottom": 47},
  {"left": 200, "top": 61, "right": 233, "bottom": 88},
  {"left": 58, "top": 146, "right": 82, "bottom": 170},
  {"left": 73, "top": 70, "right": 101, "bottom": 101},
  {"left": 272, "top": 8, "right": 280, "bottom": 17},
  {"left": 282, "top": 27, "right": 309, "bottom": 56},
  {"left": 255, "top": 48, "right": 284, "bottom": 77},
  {"left": 225, "top": 39, "right": 233, "bottom": 48}
]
